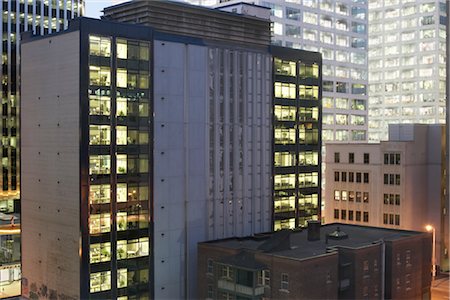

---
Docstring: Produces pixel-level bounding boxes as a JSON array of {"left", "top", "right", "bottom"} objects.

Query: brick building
[{"left": 198, "top": 222, "right": 432, "bottom": 299}]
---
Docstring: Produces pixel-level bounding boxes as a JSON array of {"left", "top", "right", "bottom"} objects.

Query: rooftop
[{"left": 201, "top": 223, "right": 425, "bottom": 260}]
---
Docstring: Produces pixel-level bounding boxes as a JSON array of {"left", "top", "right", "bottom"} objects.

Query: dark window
[
  {"left": 334, "top": 171, "right": 340, "bottom": 182},
  {"left": 363, "top": 172, "right": 369, "bottom": 183},
  {"left": 389, "top": 194, "right": 394, "bottom": 205},
  {"left": 383, "top": 213, "right": 388, "bottom": 224},
  {"left": 384, "top": 174, "right": 389, "bottom": 184},
  {"left": 349, "top": 172, "right": 354, "bottom": 182},
  {"left": 207, "top": 259, "right": 213, "bottom": 274},
  {"left": 349, "top": 191, "right": 355, "bottom": 202},
  {"left": 395, "top": 153, "right": 400, "bottom": 165},
  {"left": 207, "top": 285, "right": 213, "bottom": 298},
  {"left": 348, "top": 210, "right": 354, "bottom": 221},
  {"left": 334, "top": 152, "right": 340, "bottom": 163},
  {"left": 389, "top": 174, "right": 394, "bottom": 185},
  {"left": 384, "top": 153, "right": 389, "bottom": 164},
  {"left": 334, "top": 209, "right": 339, "bottom": 219},
  {"left": 356, "top": 211, "right": 361, "bottom": 221},
  {"left": 389, "top": 214, "right": 394, "bottom": 225},
  {"left": 237, "top": 269, "right": 254, "bottom": 287},
  {"left": 349, "top": 152, "right": 354, "bottom": 163},
  {"left": 389, "top": 153, "right": 395, "bottom": 164},
  {"left": 281, "top": 273, "right": 289, "bottom": 290},
  {"left": 356, "top": 192, "right": 361, "bottom": 202},
  {"left": 341, "top": 172, "right": 347, "bottom": 182},
  {"left": 363, "top": 192, "right": 369, "bottom": 203},
  {"left": 363, "top": 212, "right": 369, "bottom": 222},
  {"left": 383, "top": 194, "right": 389, "bottom": 205},
  {"left": 395, "top": 194, "right": 400, "bottom": 205},
  {"left": 395, "top": 174, "right": 400, "bottom": 185},
  {"left": 341, "top": 210, "right": 347, "bottom": 220},
  {"left": 356, "top": 172, "right": 362, "bottom": 183},
  {"left": 363, "top": 153, "right": 370, "bottom": 164},
  {"left": 395, "top": 214, "right": 400, "bottom": 225}
]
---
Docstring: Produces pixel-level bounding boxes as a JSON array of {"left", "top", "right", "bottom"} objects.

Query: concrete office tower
[
  {"left": 188, "top": 0, "right": 369, "bottom": 144},
  {"left": 103, "top": 1, "right": 323, "bottom": 231},
  {"left": 20, "top": 7, "right": 279, "bottom": 297},
  {"left": 325, "top": 124, "right": 449, "bottom": 272},
  {"left": 0, "top": 0, "right": 82, "bottom": 297},
  {"left": 368, "top": 0, "right": 446, "bottom": 142}
]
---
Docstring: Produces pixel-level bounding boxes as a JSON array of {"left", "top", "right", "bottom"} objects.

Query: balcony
[{"left": 218, "top": 279, "right": 265, "bottom": 297}]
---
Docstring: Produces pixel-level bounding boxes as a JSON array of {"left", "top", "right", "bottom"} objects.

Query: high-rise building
[
  {"left": 272, "top": 47, "right": 322, "bottom": 229},
  {"left": 187, "top": 0, "right": 369, "bottom": 144},
  {"left": 102, "top": 1, "right": 323, "bottom": 230},
  {"left": 0, "top": 0, "right": 82, "bottom": 298},
  {"left": 324, "top": 124, "right": 449, "bottom": 272},
  {"left": 368, "top": 0, "right": 446, "bottom": 141}
]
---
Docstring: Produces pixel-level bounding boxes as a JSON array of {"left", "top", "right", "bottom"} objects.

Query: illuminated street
[{"left": 432, "top": 275, "right": 450, "bottom": 300}]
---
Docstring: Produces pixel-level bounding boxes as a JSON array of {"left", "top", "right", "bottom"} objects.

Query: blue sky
[{"left": 85, "top": 0, "right": 127, "bottom": 18}]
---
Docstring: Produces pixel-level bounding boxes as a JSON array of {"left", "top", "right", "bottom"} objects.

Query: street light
[{"left": 426, "top": 225, "right": 436, "bottom": 279}]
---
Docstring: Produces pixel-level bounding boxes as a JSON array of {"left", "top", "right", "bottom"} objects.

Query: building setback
[
  {"left": 198, "top": 222, "right": 432, "bottom": 300},
  {"left": 325, "top": 124, "right": 449, "bottom": 272},
  {"left": 21, "top": 3, "right": 322, "bottom": 297}
]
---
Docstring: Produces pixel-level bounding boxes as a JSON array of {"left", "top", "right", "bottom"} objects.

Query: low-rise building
[
  {"left": 325, "top": 123, "right": 448, "bottom": 272},
  {"left": 198, "top": 222, "right": 432, "bottom": 299}
]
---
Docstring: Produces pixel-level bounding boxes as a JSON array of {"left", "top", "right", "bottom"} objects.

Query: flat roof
[{"left": 201, "top": 223, "right": 425, "bottom": 260}]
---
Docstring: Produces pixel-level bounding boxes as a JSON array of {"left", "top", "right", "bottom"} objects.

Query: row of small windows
[
  {"left": 274, "top": 105, "right": 318, "bottom": 122},
  {"left": 275, "top": 172, "right": 319, "bottom": 190},
  {"left": 90, "top": 237, "right": 149, "bottom": 264},
  {"left": 384, "top": 193, "right": 401, "bottom": 206},
  {"left": 383, "top": 174, "right": 401, "bottom": 185},
  {"left": 89, "top": 95, "right": 149, "bottom": 117},
  {"left": 89, "top": 36, "right": 150, "bottom": 61},
  {"left": 89, "top": 66, "right": 149, "bottom": 89},
  {"left": 90, "top": 267, "right": 149, "bottom": 293},
  {"left": 274, "top": 193, "right": 318, "bottom": 214},
  {"left": 383, "top": 213, "right": 401, "bottom": 226},
  {"left": 274, "top": 82, "right": 319, "bottom": 100},
  {"left": 334, "top": 152, "right": 370, "bottom": 164},
  {"left": 89, "top": 154, "right": 149, "bottom": 175},
  {"left": 334, "top": 209, "right": 369, "bottom": 222},
  {"left": 334, "top": 171, "right": 369, "bottom": 183},
  {"left": 274, "top": 151, "right": 319, "bottom": 167},
  {"left": 275, "top": 125, "right": 319, "bottom": 145},
  {"left": 89, "top": 184, "right": 148, "bottom": 204},
  {"left": 323, "top": 81, "right": 367, "bottom": 95},
  {"left": 274, "top": 58, "right": 319, "bottom": 78},
  {"left": 334, "top": 190, "right": 369, "bottom": 203},
  {"left": 384, "top": 153, "right": 401, "bottom": 165},
  {"left": 89, "top": 125, "right": 149, "bottom": 146},
  {"left": 89, "top": 211, "right": 149, "bottom": 234}
]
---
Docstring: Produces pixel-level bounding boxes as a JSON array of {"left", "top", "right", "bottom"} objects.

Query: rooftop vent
[{"left": 327, "top": 226, "right": 349, "bottom": 240}]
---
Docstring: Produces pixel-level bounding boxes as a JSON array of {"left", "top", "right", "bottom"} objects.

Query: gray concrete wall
[
  {"left": 153, "top": 39, "right": 272, "bottom": 299},
  {"left": 21, "top": 31, "right": 81, "bottom": 299}
]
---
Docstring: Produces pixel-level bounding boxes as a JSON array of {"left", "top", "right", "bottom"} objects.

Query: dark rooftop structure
[
  {"left": 102, "top": 0, "right": 271, "bottom": 47},
  {"left": 207, "top": 223, "right": 423, "bottom": 260},
  {"left": 198, "top": 223, "right": 432, "bottom": 299}
]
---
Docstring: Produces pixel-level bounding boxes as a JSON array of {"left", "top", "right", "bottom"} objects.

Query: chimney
[{"left": 307, "top": 220, "right": 321, "bottom": 241}]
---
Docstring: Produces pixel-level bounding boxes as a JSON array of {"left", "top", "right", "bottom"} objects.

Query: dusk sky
[{"left": 85, "top": 0, "right": 127, "bottom": 18}]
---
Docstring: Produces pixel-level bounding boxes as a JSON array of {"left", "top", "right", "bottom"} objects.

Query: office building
[
  {"left": 187, "top": 0, "right": 368, "bottom": 144},
  {"left": 0, "top": 0, "right": 82, "bottom": 298},
  {"left": 325, "top": 124, "right": 449, "bottom": 272},
  {"left": 368, "top": 0, "right": 446, "bottom": 141},
  {"left": 20, "top": 0, "right": 322, "bottom": 295},
  {"left": 102, "top": 1, "right": 323, "bottom": 230},
  {"left": 198, "top": 222, "right": 432, "bottom": 299}
]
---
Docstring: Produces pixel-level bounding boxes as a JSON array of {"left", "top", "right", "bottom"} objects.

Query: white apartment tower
[
  {"left": 368, "top": 0, "right": 446, "bottom": 141},
  {"left": 188, "top": 0, "right": 369, "bottom": 144}
]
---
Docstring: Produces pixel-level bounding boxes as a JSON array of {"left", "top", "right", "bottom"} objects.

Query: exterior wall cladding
[
  {"left": 198, "top": 224, "right": 432, "bottom": 300},
  {"left": 21, "top": 9, "right": 322, "bottom": 300}
]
